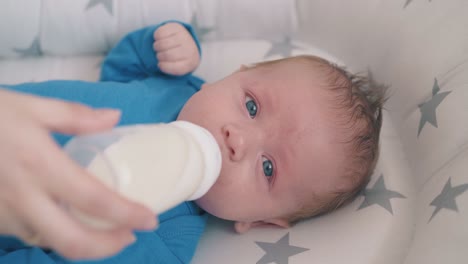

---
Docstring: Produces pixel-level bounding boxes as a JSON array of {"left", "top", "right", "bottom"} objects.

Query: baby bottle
[{"left": 63, "top": 121, "right": 222, "bottom": 229}]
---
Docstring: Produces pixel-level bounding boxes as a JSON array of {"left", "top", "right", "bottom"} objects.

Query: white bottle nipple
[{"left": 171, "top": 121, "right": 222, "bottom": 200}]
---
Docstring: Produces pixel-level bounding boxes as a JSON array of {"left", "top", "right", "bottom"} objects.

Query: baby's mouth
[
  {"left": 213, "top": 134, "right": 229, "bottom": 166},
  {"left": 216, "top": 139, "right": 227, "bottom": 160}
]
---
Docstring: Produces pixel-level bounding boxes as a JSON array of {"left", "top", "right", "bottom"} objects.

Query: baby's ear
[{"left": 234, "top": 219, "right": 290, "bottom": 234}]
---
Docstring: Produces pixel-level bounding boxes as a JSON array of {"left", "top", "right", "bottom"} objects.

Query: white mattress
[{"left": 1, "top": 0, "right": 467, "bottom": 263}]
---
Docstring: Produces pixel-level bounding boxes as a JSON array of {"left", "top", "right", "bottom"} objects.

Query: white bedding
[{"left": 1, "top": 0, "right": 467, "bottom": 263}]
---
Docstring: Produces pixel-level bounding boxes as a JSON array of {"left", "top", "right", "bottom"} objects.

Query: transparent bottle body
[{"left": 63, "top": 121, "right": 221, "bottom": 229}]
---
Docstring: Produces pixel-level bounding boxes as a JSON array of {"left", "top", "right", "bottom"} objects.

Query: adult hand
[
  {"left": 0, "top": 90, "right": 157, "bottom": 260},
  {"left": 153, "top": 22, "right": 201, "bottom": 76}
]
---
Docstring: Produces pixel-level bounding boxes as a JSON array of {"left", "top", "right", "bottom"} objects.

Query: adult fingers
[
  {"left": 27, "top": 95, "right": 121, "bottom": 135},
  {"left": 43, "top": 141, "right": 157, "bottom": 231},
  {"left": 17, "top": 187, "right": 136, "bottom": 260},
  {"left": 0, "top": 202, "right": 30, "bottom": 239}
]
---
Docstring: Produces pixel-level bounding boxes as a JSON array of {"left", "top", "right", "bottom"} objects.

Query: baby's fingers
[
  {"left": 153, "top": 23, "right": 186, "bottom": 41},
  {"left": 153, "top": 35, "right": 182, "bottom": 53},
  {"left": 158, "top": 60, "right": 195, "bottom": 76},
  {"left": 156, "top": 48, "right": 189, "bottom": 62}
]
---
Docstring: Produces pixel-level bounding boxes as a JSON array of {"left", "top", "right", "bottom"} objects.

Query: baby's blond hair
[{"left": 244, "top": 55, "right": 387, "bottom": 223}]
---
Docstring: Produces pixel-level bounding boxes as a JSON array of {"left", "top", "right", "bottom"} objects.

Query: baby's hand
[{"left": 153, "top": 23, "right": 200, "bottom": 76}]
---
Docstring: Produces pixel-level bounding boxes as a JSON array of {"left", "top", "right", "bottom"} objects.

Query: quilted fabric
[{"left": 0, "top": 0, "right": 467, "bottom": 263}]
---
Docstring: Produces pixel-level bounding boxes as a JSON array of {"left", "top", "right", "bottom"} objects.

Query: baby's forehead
[
  {"left": 244, "top": 62, "right": 346, "bottom": 132},
  {"left": 254, "top": 56, "right": 337, "bottom": 77},
  {"left": 250, "top": 60, "right": 343, "bottom": 98}
]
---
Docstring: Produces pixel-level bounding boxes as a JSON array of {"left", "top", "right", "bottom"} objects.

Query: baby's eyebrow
[
  {"left": 239, "top": 74, "right": 257, "bottom": 88},
  {"left": 276, "top": 141, "right": 293, "bottom": 180},
  {"left": 273, "top": 115, "right": 304, "bottom": 186},
  {"left": 256, "top": 85, "right": 274, "bottom": 115}
]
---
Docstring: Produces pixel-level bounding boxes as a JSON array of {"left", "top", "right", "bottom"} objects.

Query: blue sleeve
[
  {"left": 0, "top": 238, "right": 64, "bottom": 264},
  {"left": 78, "top": 214, "right": 207, "bottom": 264},
  {"left": 0, "top": 208, "right": 206, "bottom": 264},
  {"left": 100, "top": 20, "right": 201, "bottom": 82}
]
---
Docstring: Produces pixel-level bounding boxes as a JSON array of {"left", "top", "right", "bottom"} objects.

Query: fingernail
[
  {"left": 143, "top": 217, "right": 158, "bottom": 230},
  {"left": 95, "top": 109, "right": 121, "bottom": 118},
  {"left": 126, "top": 234, "right": 136, "bottom": 246},
  {"left": 146, "top": 217, "right": 158, "bottom": 229}
]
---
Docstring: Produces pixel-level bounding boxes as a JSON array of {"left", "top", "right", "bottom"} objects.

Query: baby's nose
[{"left": 222, "top": 124, "right": 246, "bottom": 161}]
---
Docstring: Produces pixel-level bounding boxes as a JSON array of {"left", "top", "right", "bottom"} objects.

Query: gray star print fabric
[
  {"left": 0, "top": 0, "right": 195, "bottom": 57},
  {"left": 399, "top": 68, "right": 468, "bottom": 188},
  {"left": 0, "top": 0, "right": 297, "bottom": 58},
  {"left": 1, "top": 0, "right": 468, "bottom": 263}
]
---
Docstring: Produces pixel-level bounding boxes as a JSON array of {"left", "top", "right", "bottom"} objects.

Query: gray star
[
  {"left": 190, "top": 15, "right": 214, "bottom": 41},
  {"left": 255, "top": 233, "right": 309, "bottom": 264},
  {"left": 358, "top": 174, "right": 406, "bottom": 214},
  {"left": 86, "top": 0, "right": 113, "bottom": 16},
  {"left": 264, "top": 37, "right": 301, "bottom": 58},
  {"left": 417, "top": 78, "right": 451, "bottom": 137},
  {"left": 431, "top": 77, "right": 440, "bottom": 95},
  {"left": 429, "top": 178, "right": 468, "bottom": 222},
  {"left": 13, "top": 36, "right": 42, "bottom": 57},
  {"left": 404, "top": 0, "right": 432, "bottom": 8}
]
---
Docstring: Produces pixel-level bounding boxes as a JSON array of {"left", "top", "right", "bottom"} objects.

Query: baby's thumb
[{"left": 35, "top": 99, "right": 121, "bottom": 135}]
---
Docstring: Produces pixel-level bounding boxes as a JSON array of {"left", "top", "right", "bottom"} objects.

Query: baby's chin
[
  {"left": 194, "top": 195, "right": 226, "bottom": 219},
  {"left": 194, "top": 192, "right": 238, "bottom": 221}
]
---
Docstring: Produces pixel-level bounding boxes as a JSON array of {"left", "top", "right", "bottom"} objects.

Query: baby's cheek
[
  {"left": 195, "top": 188, "right": 235, "bottom": 220},
  {"left": 197, "top": 162, "right": 256, "bottom": 218}
]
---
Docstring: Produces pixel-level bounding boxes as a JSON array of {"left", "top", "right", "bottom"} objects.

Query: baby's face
[{"left": 177, "top": 61, "right": 348, "bottom": 226}]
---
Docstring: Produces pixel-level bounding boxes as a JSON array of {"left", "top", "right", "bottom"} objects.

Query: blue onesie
[{"left": 0, "top": 21, "right": 207, "bottom": 264}]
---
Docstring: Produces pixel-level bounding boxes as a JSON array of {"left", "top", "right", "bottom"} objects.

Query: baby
[
  {"left": 186, "top": 55, "right": 386, "bottom": 233},
  {"left": 0, "top": 20, "right": 386, "bottom": 263}
]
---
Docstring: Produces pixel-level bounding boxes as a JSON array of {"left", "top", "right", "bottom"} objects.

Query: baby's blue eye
[
  {"left": 245, "top": 96, "right": 257, "bottom": 118},
  {"left": 262, "top": 157, "right": 274, "bottom": 178}
]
